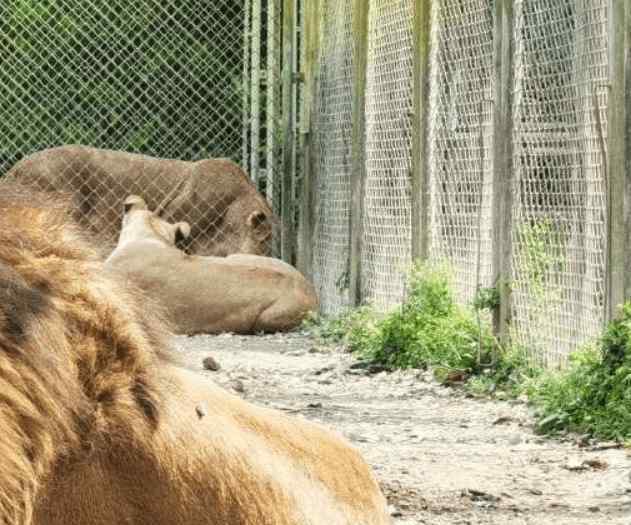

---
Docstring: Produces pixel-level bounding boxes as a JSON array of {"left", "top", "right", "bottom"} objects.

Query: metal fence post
[
  {"left": 242, "top": 0, "right": 252, "bottom": 172},
  {"left": 607, "top": 0, "right": 630, "bottom": 318},
  {"left": 297, "top": 0, "right": 320, "bottom": 277},
  {"left": 492, "top": 0, "right": 515, "bottom": 342},
  {"left": 250, "top": 0, "right": 262, "bottom": 186},
  {"left": 281, "top": 0, "right": 296, "bottom": 263},
  {"left": 411, "top": 0, "right": 431, "bottom": 262},
  {"left": 348, "top": 0, "right": 370, "bottom": 306}
]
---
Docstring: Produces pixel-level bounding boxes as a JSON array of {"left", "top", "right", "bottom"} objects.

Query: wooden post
[
  {"left": 411, "top": 0, "right": 431, "bottom": 261},
  {"left": 281, "top": 0, "right": 296, "bottom": 263},
  {"left": 348, "top": 0, "right": 370, "bottom": 306},
  {"left": 607, "top": 0, "right": 629, "bottom": 318},
  {"left": 624, "top": 2, "right": 631, "bottom": 304},
  {"left": 297, "top": 0, "right": 320, "bottom": 277},
  {"left": 491, "top": 0, "right": 515, "bottom": 342}
]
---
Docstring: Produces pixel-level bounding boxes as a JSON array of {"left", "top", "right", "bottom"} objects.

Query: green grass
[
  {"left": 306, "top": 263, "right": 631, "bottom": 441},
  {"left": 526, "top": 304, "right": 631, "bottom": 440},
  {"left": 307, "top": 263, "right": 498, "bottom": 378}
]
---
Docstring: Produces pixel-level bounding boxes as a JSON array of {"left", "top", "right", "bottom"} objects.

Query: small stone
[
  {"left": 231, "top": 379, "right": 245, "bottom": 393},
  {"left": 582, "top": 458, "right": 608, "bottom": 471},
  {"left": 202, "top": 356, "right": 221, "bottom": 371},
  {"left": 575, "top": 434, "right": 591, "bottom": 447},
  {"left": 366, "top": 363, "right": 389, "bottom": 375},
  {"left": 508, "top": 434, "right": 523, "bottom": 446},
  {"left": 461, "top": 488, "right": 501, "bottom": 503},
  {"left": 314, "top": 365, "right": 335, "bottom": 376},
  {"left": 563, "top": 458, "right": 587, "bottom": 471},
  {"left": 348, "top": 433, "right": 369, "bottom": 443}
]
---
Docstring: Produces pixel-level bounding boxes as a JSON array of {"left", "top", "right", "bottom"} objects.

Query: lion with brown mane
[{"left": 0, "top": 183, "right": 390, "bottom": 524}]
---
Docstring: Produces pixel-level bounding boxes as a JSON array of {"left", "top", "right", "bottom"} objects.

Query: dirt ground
[{"left": 173, "top": 331, "right": 631, "bottom": 525}]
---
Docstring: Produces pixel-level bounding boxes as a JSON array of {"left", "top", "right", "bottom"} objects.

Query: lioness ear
[
  {"left": 123, "top": 195, "right": 147, "bottom": 214},
  {"left": 247, "top": 211, "right": 269, "bottom": 241},
  {"left": 174, "top": 222, "right": 191, "bottom": 244},
  {"left": 247, "top": 210, "right": 268, "bottom": 229}
]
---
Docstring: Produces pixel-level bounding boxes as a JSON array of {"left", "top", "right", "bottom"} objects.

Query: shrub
[
  {"left": 308, "top": 263, "right": 498, "bottom": 377},
  {"left": 307, "top": 265, "right": 631, "bottom": 440},
  {"left": 528, "top": 303, "right": 631, "bottom": 440}
]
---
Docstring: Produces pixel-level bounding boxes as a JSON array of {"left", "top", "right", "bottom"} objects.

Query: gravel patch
[{"left": 173, "top": 331, "right": 631, "bottom": 524}]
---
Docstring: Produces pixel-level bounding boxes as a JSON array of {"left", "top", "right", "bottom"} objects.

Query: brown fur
[
  {"left": 6, "top": 145, "right": 274, "bottom": 257},
  {"left": 105, "top": 196, "right": 319, "bottom": 334},
  {"left": 0, "top": 185, "right": 389, "bottom": 524}
]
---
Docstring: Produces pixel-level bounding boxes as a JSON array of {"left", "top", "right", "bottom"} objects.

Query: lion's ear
[
  {"left": 174, "top": 222, "right": 191, "bottom": 245},
  {"left": 123, "top": 195, "right": 147, "bottom": 214},
  {"left": 246, "top": 211, "right": 269, "bottom": 240}
]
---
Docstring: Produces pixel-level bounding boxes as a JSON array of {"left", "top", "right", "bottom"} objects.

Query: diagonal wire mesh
[
  {"left": 0, "top": 1, "right": 246, "bottom": 164},
  {"left": 0, "top": 0, "right": 282, "bottom": 258},
  {"left": 510, "top": 0, "right": 608, "bottom": 367},
  {"left": 427, "top": 0, "right": 496, "bottom": 304},
  {"left": 311, "top": 0, "right": 355, "bottom": 315},
  {"left": 361, "top": 0, "right": 414, "bottom": 311}
]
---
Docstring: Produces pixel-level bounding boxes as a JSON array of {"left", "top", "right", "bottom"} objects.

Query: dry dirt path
[{"left": 173, "top": 332, "right": 631, "bottom": 525}]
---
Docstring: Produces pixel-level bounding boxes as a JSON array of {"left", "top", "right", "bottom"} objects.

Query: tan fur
[
  {"left": 105, "top": 196, "right": 319, "bottom": 334},
  {"left": 7, "top": 145, "right": 274, "bottom": 257},
  {"left": 0, "top": 185, "right": 390, "bottom": 524}
]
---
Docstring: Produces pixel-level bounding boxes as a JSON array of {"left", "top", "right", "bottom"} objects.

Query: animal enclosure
[
  {"left": 297, "top": 0, "right": 629, "bottom": 369},
  {"left": 0, "top": 0, "right": 295, "bottom": 258},
  {"left": 1, "top": 0, "right": 629, "bottom": 368}
]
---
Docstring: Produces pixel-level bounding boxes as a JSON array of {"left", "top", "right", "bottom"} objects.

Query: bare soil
[{"left": 173, "top": 332, "right": 631, "bottom": 525}]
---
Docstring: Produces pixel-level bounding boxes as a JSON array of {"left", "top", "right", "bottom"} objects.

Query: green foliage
[
  {"left": 528, "top": 303, "right": 631, "bottom": 440},
  {"left": 309, "top": 264, "right": 631, "bottom": 440},
  {"left": 466, "top": 345, "right": 540, "bottom": 398},
  {"left": 302, "top": 307, "right": 378, "bottom": 347},
  {"left": 516, "top": 219, "right": 565, "bottom": 298},
  {"left": 0, "top": 0, "right": 245, "bottom": 172},
  {"left": 368, "top": 265, "right": 496, "bottom": 373},
  {"left": 473, "top": 286, "right": 500, "bottom": 312},
  {"left": 310, "top": 263, "right": 498, "bottom": 376}
]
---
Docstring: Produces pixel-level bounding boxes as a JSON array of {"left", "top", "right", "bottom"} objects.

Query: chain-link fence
[
  {"left": 361, "top": 0, "right": 414, "bottom": 311},
  {"left": 510, "top": 0, "right": 608, "bottom": 367},
  {"left": 0, "top": 0, "right": 618, "bottom": 366},
  {"left": 427, "top": 0, "right": 495, "bottom": 304},
  {"left": 304, "top": 0, "right": 614, "bottom": 368},
  {"left": 311, "top": 0, "right": 355, "bottom": 315},
  {"left": 0, "top": 0, "right": 288, "bottom": 259}
]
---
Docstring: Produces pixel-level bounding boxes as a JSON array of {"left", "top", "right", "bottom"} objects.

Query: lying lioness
[
  {"left": 105, "top": 195, "right": 319, "bottom": 334},
  {"left": 7, "top": 145, "right": 275, "bottom": 257},
  {"left": 0, "top": 183, "right": 390, "bottom": 524}
]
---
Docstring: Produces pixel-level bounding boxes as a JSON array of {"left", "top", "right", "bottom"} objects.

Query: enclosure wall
[{"left": 306, "top": 0, "right": 616, "bottom": 367}]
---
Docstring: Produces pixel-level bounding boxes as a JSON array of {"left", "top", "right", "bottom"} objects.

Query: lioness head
[{"left": 119, "top": 195, "right": 191, "bottom": 247}]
